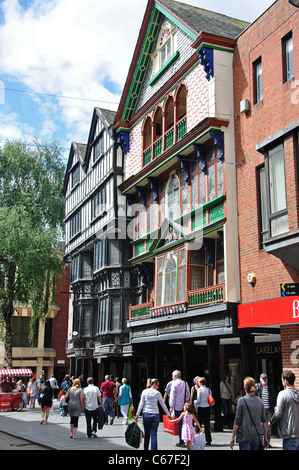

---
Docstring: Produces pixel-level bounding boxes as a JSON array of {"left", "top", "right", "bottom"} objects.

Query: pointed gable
[
  {"left": 115, "top": 0, "right": 249, "bottom": 128},
  {"left": 84, "top": 107, "right": 116, "bottom": 171},
  {"left": 63, "top": 142, "right": 87, "bottom": 196}
]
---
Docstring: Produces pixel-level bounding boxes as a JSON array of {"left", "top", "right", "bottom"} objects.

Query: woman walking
[
  {"left": 40, "top": 380, "right": 53, "bottom": 424},
  {"left": 65, "top": 378, "right": 84, "bottom": 439},
  {"left": 136, "top": 378, "right": 170, "bottom": 451},
  {"left": 230, "top": 376, "right": 268, "bottom": 450},
  {"left": 116, "top": 378, "right": 133, "bottom": 424},
  {"left": 28, "top": 377, "right": 38, "bottom": 409}
]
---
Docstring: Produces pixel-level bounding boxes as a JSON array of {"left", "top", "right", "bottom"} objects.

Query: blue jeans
[
  {"left": 102, "top": 397, "right": 114, "bottom": 423},
  {"left": 174, "top": 409, "right": 184, "bottom": 445},
  {"left": 142, "top": 413, "right": 160, "bottom": 450},
  {"left": 283, "top": 438, "right": 299, "bottom": 450},
  {"left": 239, "top": 438, "right": 260, "bottom": 450}
]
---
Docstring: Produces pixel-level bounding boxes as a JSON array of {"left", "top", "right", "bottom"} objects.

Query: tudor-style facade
[
  {"left": 63, "top": 108, "right": 140, "bottom": 384},
  {"left": 115, "top": 0, "right": 249, "bottom": 424}
]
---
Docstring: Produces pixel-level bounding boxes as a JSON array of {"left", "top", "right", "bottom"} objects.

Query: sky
[{"left": 0, "top": 0, "right": 276, "bottom": 160}]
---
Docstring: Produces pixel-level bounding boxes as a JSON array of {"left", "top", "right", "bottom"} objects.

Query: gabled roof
[
  {"left": 115, "top": 0, "right": 249, "bottom": 126},
  {"left": 84, "top": 107, "right": 116, "bottom": 170},
  {"left": 62, "top": 142, "right": 87, "bottom": 196},
  {"left": 158, "top": 0, "right": 249, "bottom": 40},
  {"left": 63, "top": 107, "right": 116, "bottom": 196}
]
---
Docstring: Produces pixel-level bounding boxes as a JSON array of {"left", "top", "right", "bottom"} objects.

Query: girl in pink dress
[{"left": 171, "top": 402, "right": 202, "bottom": 450}]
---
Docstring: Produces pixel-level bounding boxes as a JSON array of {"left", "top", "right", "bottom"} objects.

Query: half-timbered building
[{"left": 63, "top": 108, "right": 141, "bottom": 383}]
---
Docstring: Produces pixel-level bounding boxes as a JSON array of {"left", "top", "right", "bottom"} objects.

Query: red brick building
[{"left": 234, "top": 0, "right": 299, "bottom": 388}]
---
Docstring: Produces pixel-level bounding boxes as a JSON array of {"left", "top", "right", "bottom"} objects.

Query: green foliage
[{"left": 0, "top": 139, "right": 66, "bottom": 362}]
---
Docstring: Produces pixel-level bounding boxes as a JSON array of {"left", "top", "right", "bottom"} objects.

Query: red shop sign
[{"left": 238, "top": 296, "right": 299, "bottom": 328}]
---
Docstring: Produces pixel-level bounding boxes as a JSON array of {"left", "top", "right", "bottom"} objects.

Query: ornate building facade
[{"left": 63, "top": 108, "right": 141, "bottom": 384}]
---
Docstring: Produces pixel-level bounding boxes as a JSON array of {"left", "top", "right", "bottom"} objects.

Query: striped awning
[{"left": 0, "top": 369, "right": 33, "bottom": 378}]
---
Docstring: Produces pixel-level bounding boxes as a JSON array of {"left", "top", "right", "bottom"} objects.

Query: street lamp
[{"left": 289, "top": 0, "right": 299, "bottom": 7}]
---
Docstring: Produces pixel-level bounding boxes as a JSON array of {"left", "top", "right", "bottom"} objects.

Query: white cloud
[
  {"left": 0, "top": 110, "right": 35, "bottom": 141},
  {"left": 0, "top": 0, "right": 275, "bottom": 147}
]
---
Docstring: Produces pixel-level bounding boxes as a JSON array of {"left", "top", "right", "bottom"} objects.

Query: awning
[{"left": 0, "top": 369, "right": 33, "bottom": 378}]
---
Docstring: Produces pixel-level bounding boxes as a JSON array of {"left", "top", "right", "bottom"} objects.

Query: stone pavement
[{"left": 0, "top": 399, "right": 282, "bottom": 452}]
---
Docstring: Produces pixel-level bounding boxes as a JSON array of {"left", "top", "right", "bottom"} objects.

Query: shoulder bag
[{"left": 243, "top": 398, "right": 265, "bottom": 450}]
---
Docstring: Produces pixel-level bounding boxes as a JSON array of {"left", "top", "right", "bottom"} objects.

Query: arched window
[
  {"left": 164, "top": 255, "right": 177, "bottom": 304},
  {"left": 165, "top": 96, "right": 174, "bottom": 149},
  {"left": 143, "top": 117, "right": 152, "bottom": 165},
  {"left": 167, "top": 174, "right": 180, "bottom": 221},
  {"left": 176, "top": 85, "right": 187, "bottom": 141},
  {"left": 153, "top": 107, "right": 163, "bottom": 158}
]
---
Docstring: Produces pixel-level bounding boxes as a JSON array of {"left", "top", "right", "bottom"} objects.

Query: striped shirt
[{"left": 261, "top": 385, "right": 270, "bottom": 409}]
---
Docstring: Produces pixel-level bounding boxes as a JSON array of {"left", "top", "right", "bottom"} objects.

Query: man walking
[
  {"left": 83, "top": 377, "right": 102, "bottom": 438},
  {"left": 100, "top": 375, "right": 117, "bottom": 425},
  {"left": 269, "top": 371, "right": 299, "bottom": 450},
  {"left": 255, "top": 373, "right": 276, "bottom": 446},
  {"left": 169, "top": 370, "right": 190, "bottom": 447}
]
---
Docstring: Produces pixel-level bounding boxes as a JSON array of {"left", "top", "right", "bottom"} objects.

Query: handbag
[
  {"left": 163, "top": 415, "right": 179, "bottom": 436},
  {"left": 208, "top": 389, "right": 215, "bottom": 406},
  {"left": 243, "top": 399, "right": 265, "bottom": 450}
]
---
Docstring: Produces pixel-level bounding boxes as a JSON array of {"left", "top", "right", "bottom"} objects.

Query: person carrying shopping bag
[
  {"left": 171, "top": 401, "right": 203, "bottom": 450},
  {"left": 116, "top": 378, "right": 133, "bottom": 424},
  {"left": 135, "top": 378, "right": 170, "bottom": 450}
]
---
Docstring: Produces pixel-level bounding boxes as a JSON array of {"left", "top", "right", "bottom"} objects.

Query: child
[
  {"left": 171, "top": 401, "right": 203, "bottom": 450},
  {"left": 59, "top": 388, "right": 68, "bottom": 417}
]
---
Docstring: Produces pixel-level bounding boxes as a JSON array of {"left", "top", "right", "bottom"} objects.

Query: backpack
[{"left": 125, "top": 421, "right": 141, "bottom": 449}]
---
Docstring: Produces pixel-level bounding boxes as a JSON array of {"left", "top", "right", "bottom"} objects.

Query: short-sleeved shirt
[
  {"left": 101, "top": 380, "right": 116, "bottom": 398},
  {"left": 84, "top": 384, "right": 101, "bottom": 411}
]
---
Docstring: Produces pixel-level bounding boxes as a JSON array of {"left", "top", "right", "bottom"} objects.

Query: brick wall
[
  {"left": 234, "top": 0, "right": 299, "bottom": 376},
  {"left": 52, "top": 264, "right": 70, "bottom": 374},
  {"left": 234, "top": 0, "right": 299, "bottom": 305},
  {"left": 280, "top": 324, "right": 299, "bottom": 389}
]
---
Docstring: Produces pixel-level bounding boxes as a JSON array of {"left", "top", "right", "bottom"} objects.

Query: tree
[{"left": 0, "top": 139, "right": 66, "bottom": 367}]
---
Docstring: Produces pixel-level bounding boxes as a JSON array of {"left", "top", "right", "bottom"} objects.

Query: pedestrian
[
  {"left": 255, "top": 373, "right": 276, "bottom": 446},
  {"left": 169, "top": 370, "right": 190, "bottom": 447},
  {"left": 65, "top": 378, "right": 84, "bottom": 439},
  {"left": 40, "top": 380, "right": 53, "bottom": 425},
  {"left": 171, "top": 401, "right": 203, "bottom": 450},
  {"left": 135, "top": 378, "right": 170, "bottom": 451},
  {"left": 27, "top": 376, "right": 38, "bottom": 409},
  {"left": 220, "top": 374, "right": 234, "bottom": 428},
  {"left": 194, "top": 377, "right": 212, "bottom": 446},
  {"left": 114, "top": 377, "right": 121, "bottom": 419},
  {"left": 269, "top": 370, "right": 299, "bottom": 450},
  {"left": 230, "top": 376, "right": 268, "bottom": 450},
  {"left": 61, "top": 375, "right": 72, "bottom": 390},
  {"left": 100, "top": 375, "right": 117, "bottom": 425},
  {"left": 163, "top": 379, "right": 172, "bottom": 404},
  {"left": 49, "top": 374, "right": 58, "bottom": 399},
  {"left": 189, "top": 376, "right": 200, "bottom": 406},
  {"left": 83, "top": 377, "right": 102, "bottom": 438},
  {"left": 116, "top": 378, "right": 133, "bottom": 424},
  {"left": 59, "top": 388, "right": 68, "bottom": 416}
]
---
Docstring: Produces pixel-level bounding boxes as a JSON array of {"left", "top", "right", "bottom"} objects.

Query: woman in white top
[
  {"left": 194, "top": 377, "right": 212, "bottom": 445},
  {"left": 136, "top": 378, "right": 170, "bottom": 450}
]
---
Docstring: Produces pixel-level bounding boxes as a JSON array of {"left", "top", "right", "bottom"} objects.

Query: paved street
[{"left": 0, "top": 399, "right": 283, "bottom": 453}]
